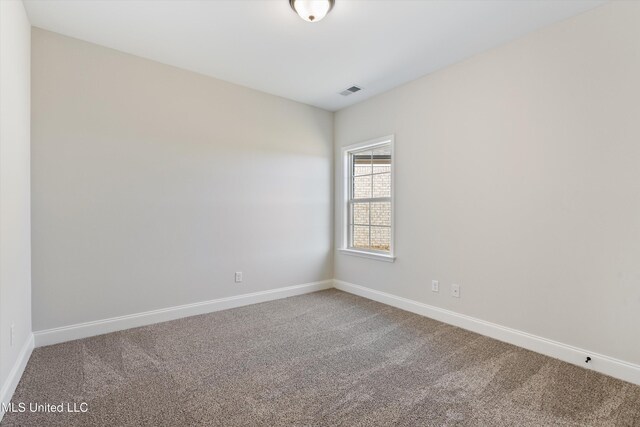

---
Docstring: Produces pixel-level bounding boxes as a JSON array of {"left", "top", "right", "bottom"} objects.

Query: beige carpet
[{"left": 2, "top": 289, "right": 639, "bottom": 426}]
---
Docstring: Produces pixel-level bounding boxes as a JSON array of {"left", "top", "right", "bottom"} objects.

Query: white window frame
[{"left": 338, "top": 135, "right": 395, "bottom": 262}]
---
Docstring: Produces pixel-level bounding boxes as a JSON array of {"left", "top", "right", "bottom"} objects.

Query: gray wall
[
  {"left": 334, "top": 1, "right": 640, "bottom": 365},
  {"left": 0, "top": 0, "right": 32, "bottom": 394},
  {"left": 31, "top": 29, "right": 333, "bottom": 331}
]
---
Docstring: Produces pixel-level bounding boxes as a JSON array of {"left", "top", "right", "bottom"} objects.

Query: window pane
[
  {"left": 353, "top": 175, "right": 372, "bottom": 199},
  {"left": 370, "top": 226, "right": 391, "bottom": 251},
  {"left": 345, "top": 141, "right": 392, "bottom": 255},
  {"left": 372, "top": 147, "right": 391, "bottom": 174},
  {"left": 371, "top": 202, "right": 391, "bottom": 226},
  {"left": 353, "top": 226, "right": 370, "bottom": 249},
  {"left": 372, "top": 173, "right": 391, "bottom": 198},
  {"left": 353, "top": 151, "right": 372, "bottom": 176},
  {"left": 373, "top": 163, "right": 391, "bottom": 174},
  {"left": 351, "top": 202, "right": 369, "bottom": 226}
]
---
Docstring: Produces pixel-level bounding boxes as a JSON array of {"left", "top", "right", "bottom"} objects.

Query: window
[{"left": 340, "top": 136, "right": 394, "bottom": 262}]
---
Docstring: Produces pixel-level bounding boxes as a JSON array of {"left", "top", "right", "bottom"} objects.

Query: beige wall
[
  {"left": 335, "top": 1, "right": 640, "bottom": 365},
  {"left": 31, "top": 29, "right": 333, "bottom": 331},
  {"left": 0, "top": 0, "right": 32, "bottom": 399}
]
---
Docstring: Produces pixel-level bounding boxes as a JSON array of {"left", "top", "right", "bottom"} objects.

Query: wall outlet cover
[
  {"left": 431, "top": 280, "right": 439, "bottom": 292},
  {"left": 451, "top": 284, "right": 460, "bottom": 298}
]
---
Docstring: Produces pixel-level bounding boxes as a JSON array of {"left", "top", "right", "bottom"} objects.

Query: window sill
[{"left": 337, "top": 248, "right": 396, "bottom": 263}]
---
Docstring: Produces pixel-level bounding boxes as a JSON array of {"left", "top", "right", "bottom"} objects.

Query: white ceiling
[{"left": 24, "top": 0, "right": 606, "bottom": 111}]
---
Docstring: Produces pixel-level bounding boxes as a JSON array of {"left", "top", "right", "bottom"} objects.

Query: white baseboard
[
  {"left": 28, "top": 278, "right": 640, "bottom": 387},
  {"left": 0, "top": 333, "right": 34, "bottom": 422},
  {"left": 34, "top": 280, "right": 333, "bottom": 348},
  {"left": 334, "top": 280, "right": 640, "bottom": 386}
]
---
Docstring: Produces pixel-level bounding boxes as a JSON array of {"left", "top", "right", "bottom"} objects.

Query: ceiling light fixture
[{"left": 289, "top": 0, "right": 335, "bottom": 23}]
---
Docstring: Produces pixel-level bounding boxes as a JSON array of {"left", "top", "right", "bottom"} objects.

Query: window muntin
[{"left": 345, "top": 139, "right": 393, "bottom": 255}]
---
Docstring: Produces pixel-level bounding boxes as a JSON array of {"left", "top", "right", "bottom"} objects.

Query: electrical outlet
[
  {"left": 235, "top": 272, "right": 243, "bottom": 283},
  {"left": 451, "top": 284, "right": 460, "bottom": 298},
  {"left": 10, "top": 323, "right": 15, "bottom": 346},
  {"left": 431, "top": 280, "right": 439, "bottom": 292}
]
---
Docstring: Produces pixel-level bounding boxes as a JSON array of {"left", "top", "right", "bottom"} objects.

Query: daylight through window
[{"left": 344, "top": 137, "right": 393, "bottom": 257}]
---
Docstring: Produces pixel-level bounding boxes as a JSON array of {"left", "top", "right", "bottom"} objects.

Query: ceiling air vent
[{"left": 339, "top": 85, "right": 362, "bottom": 96}]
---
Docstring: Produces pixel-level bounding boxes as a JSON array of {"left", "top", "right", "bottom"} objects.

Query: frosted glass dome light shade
[{"left": 289, "top": 0, "right": 335, "bottom": 23}]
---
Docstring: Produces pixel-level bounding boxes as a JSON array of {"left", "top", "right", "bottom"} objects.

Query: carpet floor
[{"left": 2, "top": 289, "right": 639, "bottom": 426}]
